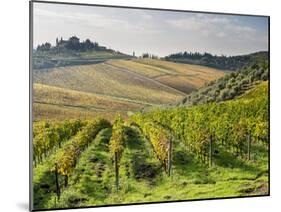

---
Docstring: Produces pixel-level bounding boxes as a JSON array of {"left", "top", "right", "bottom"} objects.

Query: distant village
[
  {"left": 36, "top": 36, "right": 110, "bottom": 52},
  {"left": 36, "top": 35, "right": 159, "bottom": 59}
]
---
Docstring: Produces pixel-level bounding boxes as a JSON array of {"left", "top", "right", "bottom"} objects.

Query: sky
[{"left": 33, "top": 2, "right": 269, "bottom": 57}]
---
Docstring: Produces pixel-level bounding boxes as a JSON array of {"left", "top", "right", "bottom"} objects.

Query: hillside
[
  {"left": 33, "top": 83, "right": 147, "bottom": 121},
  {"left": 33, "top": 36, "right": 133, "bottom": 69},
  {"left": 33, "top": 50, "right": 132, "bottom": 69},
  {"left": 238, "top": 81, "right": 268, "bottom": 100},
  {"left": 108, "top": 59, "right": 224, "bottom": 94},
  {"left": 165, "top": 51, "right": 268, "bottom": 71},
  {"left": 33, "top": 59, "right": 224, "bottom": 120},
  {"left": 33, "top": 63, "right": 184, "bottom": 104},
  {"left": 179, "top": 62, "right": 269, "bottom": 106},
  {"left": 32, "top": 80, "right": 268, "bottom": 210}
]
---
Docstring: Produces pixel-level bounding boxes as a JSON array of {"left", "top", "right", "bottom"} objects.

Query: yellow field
[
  {"left": 33, "top": 102, "right": 129, "bottom": 121},
  {"left": 134, "top": 58, "right": 225, "bottom": 77},
  {"left": 34, "top": 63, "right": 184, "bottom": 105},
  {"left": 106, "top": 59, "right": 177, "bottom": 77},
  {"left": 34, "top": 83, "right": 147, "bottom": 110},
  {"left": 108, "top": 59, "right": 225, "bottom": 93},
  {"left": 33, "top": 83, "right": 150, "bottom": 120},
  {"left": 33, "top": 59, "right": 224, "bottom": 120}
]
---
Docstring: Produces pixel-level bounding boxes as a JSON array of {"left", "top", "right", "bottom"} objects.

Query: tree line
[
  {"left": 180, "top": 62, "right": 268, "bottom": 106},
  {"left": 165, "top": 51, "right": 268, "bottom": 71}
]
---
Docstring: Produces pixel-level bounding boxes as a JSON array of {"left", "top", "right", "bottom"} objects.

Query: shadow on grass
[
  {"left": 33, "top": 169, "right": 61, "bottom": 210},
  {"left": 172, "top": 145, "right": 214, "bottom": 184},
  {"left": 214, "top": 147, "right": 262, "bottom": 174},
  {"left": 124, "top": 126, "right": 162, "bottom": 181},
  {"left": 171, "top": 141, "right": 265, "bottom": 185}
]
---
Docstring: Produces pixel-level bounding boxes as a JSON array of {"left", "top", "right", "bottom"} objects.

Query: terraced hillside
[
  {"left": 33, "top": 59, "right": 224, "bottom": 120},
  {"left": 107, "top": 59, "right": 224, "bottom": 94},
  {"left": 33, "top": 83, "right": 147, "bottom": 120}
]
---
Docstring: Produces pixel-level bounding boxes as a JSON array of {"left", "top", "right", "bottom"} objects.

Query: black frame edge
[
  {"left": 29, "top": 1, "right": 34, "bottom": 211},
  {"left": 31, "top": 0, "right": 269, "bottom": 18}
]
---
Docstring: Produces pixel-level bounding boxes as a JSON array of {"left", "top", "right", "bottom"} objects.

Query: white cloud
[
  {"left": 34, "top": 7, "right": 158, "bottom": 34},
  {"left": 166, "top": 17, "right": 205, "bottom": 31},
  {"left": 232, "top": 25, "right": 256, "bottom": 33},
  {"left": 217, "top": 32, "right": 226, "bottom": 38},
  {"left": 166, "top": 14, "right": 257, "bottom": 40}
]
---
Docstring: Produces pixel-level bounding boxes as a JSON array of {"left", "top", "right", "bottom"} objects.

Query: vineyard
[
  {"left": 33, "top": 59, "right": 225, "bottom": 121},
  {"left": 32, "top": 81, "right": 269, "bottom": 210}
]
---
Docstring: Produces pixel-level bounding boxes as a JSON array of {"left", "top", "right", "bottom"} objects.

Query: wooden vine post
[
  {"left": 167, "top": 139, "right": 172, "bottom": 177},
  {"left": 115, "top": 152, "right": 119, "bottom": 192},
  {"left": 64, "top": 175, "right": 68, "bottom": 188},
  {"left": 247, "top": 131, "right": 251, "bottom": 160},
  {"left": 209, "top": 135, "right": 213, "bottom": 167},
  {"left": 55, "top": 163, "right": 60, "bottom": 200},
  {"left": 33, "top": 156, "right": 37, "bottom": 168}
]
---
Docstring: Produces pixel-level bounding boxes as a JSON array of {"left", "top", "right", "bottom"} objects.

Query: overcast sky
[{"left": 33, "top": 2, "right": 268, "bottom": 57}]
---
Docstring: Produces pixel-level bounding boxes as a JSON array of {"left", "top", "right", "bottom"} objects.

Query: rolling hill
[
  {"left": 33, "top": 50, "right": 133, "bottom": 70},
  {"left": 32, "top": 39, "right": 269, "bottom": 209},
  {"left": 179, "top": 62, "right": 269, "bottom": 106},
  {"left": 33, "top": 59, "right": 225, "bottom": 120},
  {"left": 33, "top": 80, "right": 268, "bottom": 210},
  {"left": 107, "top": 59, "right": 224, "bottom": 94},
  {"left": 33, "top": 36, "right": 133, "bottom": 69},
  {"left": 33, "top": 83, "right": 147, "bottom": 120}
]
